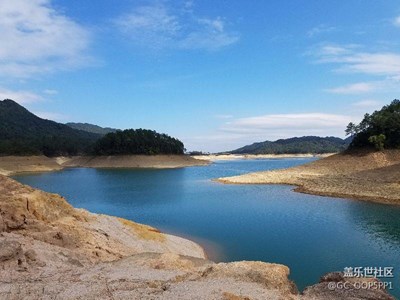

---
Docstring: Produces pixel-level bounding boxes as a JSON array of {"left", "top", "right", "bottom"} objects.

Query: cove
[{"left": 13, "top": 158, "right": 400, "bottom": 297}]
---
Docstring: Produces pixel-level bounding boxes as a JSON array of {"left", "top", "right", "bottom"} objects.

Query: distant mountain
[
  {"left": 66, "top": 122, "right": 117, "bottom": 135},
  {"left": 0, "top": 99, "right": 101, "bottom": 156},
  {"left": 228, "top": 136, "right": 351, "bottom": 154}
]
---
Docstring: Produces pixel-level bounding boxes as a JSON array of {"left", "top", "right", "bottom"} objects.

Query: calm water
[{"left": 13, "top": 158, "right": 400, "bottom": 296}]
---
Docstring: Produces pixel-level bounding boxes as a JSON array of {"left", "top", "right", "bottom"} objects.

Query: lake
[{"left": 13, "top": 158, "right": 400, "bottom": 297}]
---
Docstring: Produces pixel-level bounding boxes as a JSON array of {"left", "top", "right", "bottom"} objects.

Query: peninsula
[{"left": 217, "top": 149, "right": 400, "bottom": 204}]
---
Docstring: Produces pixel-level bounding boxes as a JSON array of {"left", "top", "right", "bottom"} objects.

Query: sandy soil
[
  {"left": 0, "top": 155, "right": 209, "bottom": 175},
  {"left": 0, "top": 156, "right": 62, "bottom": 175},
  {"left": 194, "top": 153, "right": 335, "bottom": 161},
  {"left": 217, "top": 150, "right": 400, "bottom": 205}
]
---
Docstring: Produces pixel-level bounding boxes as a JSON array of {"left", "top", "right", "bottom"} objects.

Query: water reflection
[{"left": 349, "top": 200, "right": 400, "bottom": 249}]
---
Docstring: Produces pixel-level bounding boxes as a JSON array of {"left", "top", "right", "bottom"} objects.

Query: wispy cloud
[
  {"left": 185, "top": 112, "right": 353, "bottom": 152},
  {"left": 214, "top": 114, "right": 233, "bottom": 119},
  {"left": 43, "top": 89, "right": 58, "bottom": 95},
  {"left": 307, "top": 24, "right": 336, "bottom": 38},
  {"left": 312, "top": 44, "right": 400, "bottom": 76},
  {"left": 351, "top": 99, "right": 381, "bottom": 108},
  {"left": 33, "top": 111, "right": 68, "bottom": 121},
  {"left": 325, "top": 82, "right": 380, "bottom": 94},
  {"left": 221, "top": 113, "right": 352, "bottom": 135},
  {"left": 0, "top": 0, "right": 92, "bottom": 78},
  {"left": 179, "top": 17, "right": 239, "bottom": 50},
  {"left": 314, "top": 44, "right": 358, "bottom": 57},
  {"left": 309, "top": 43, "right": 400, "bottom": 94},
  {"left": 114, "top": 2, "right": 239, "bottom": 51},
  {"left": 337, "top": 53, "right": 400, "bottom": 75},
  {"left": 0, "top": 87, "right": 66, "bottom": 121},
  {"left": 0, "top": 87, "right": 43, "bottom": 104},
  {"left": 115, "top": 4, "right": 180, "bottom": 49},
  {"left": 394, "top": 16, "right": 400, "bottom": 27}
]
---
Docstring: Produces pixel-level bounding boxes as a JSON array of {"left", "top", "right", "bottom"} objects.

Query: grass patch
[{"left": 118, "top": 218, "right": 166, "bottom": 242}]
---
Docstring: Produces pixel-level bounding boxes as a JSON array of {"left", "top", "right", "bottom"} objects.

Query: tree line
[{"left": 92, "top": 129, "right": 185, "bottom": 155}]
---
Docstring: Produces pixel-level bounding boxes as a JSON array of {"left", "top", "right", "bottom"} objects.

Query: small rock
[
  {"left": 67, "top": 257, "right": 83, "bottom": 267},
  {"left": 17, "top": 258, "right": 27, "bottom": 272},
  {"left": 0, "top": 215, "right": 5, "bottom": 232},
  {"left": 24, "top": 249, "right": 37, "bottom": 262},
  {"left": 0, "top": 241, "right": 22, "bottom": 262},
  {"left": 319, "top": 271, "right": 344, "bottom": 282},
  {"left": 302, "top": 272, "right": 396, "bottom": 300}
]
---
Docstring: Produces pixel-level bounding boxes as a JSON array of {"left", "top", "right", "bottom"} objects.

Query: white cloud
[
  {"left": 352, "top": 99, "right": 381, "bottom": 108},
  {"left": 394, "top": 16, "right": 400, "bottom": 27},
  {"left": 319, "top": 45, "right": 350, "bottom": 56},
  {"left": 43, "top": 89, "right": 58, "bottom": 95},
  {"left": 214, "top": 114, "right": 233, "bottom": 119},
  {"left": 183, "top": 133, "right": 250, "bottom": 153},
  {"left": 338, "top": 53, "right": 400, "bottom": 75},
  {"left": 0, "top": 87, "right": 43, "bottom": 104},
  {"left": 221, "top": 113, "right": 352, "bottom": 134},
  {"left": 114, "top": 3, "right": 239, "bottom": 51},
  {"left": 307, "top": 24, "right": 336, "bottom": 38},
  {"left": 325, "top": 82, "right": 379, "bottom": 94},
  {"left": 312, "top": 44, "right": 400, "bottom": 76},
  {"left": 307, "top": 43, "right": 360, "bottom": 59},
  {"left": 115, "top": 4, "right": 180, "bottom": 49},
  {"left": 310, "top": 43, "right": 400, "bottom": 95},
  {"left": 184, "top": 1, "right": 194, "bottom": 10},
  {"left": 33, "top": 111, "right": 68, "bottom": 121},
  {"left": 198, "top": 18, "right": 225, "bottom": 33},
  {"left": 0, "top": 0, "right": 92, "bottom": 78},
  {"left": 184, "top": 112, "right": 353, "bottom": 152},
  {"left": 179, "top": 17, "right": 239, "bottom": 51}
]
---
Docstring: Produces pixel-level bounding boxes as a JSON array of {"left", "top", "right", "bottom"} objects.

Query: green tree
[
  {"left": 368, "top": 134, "right": 386, "bottom": 151},
  {"left": 92, "top": 129, "right": 185, "bottom": 155},
  {"left": 345, "top": 122, "right": 357, "bottom": 137},
  {"left": 348, "top": 100, "right": 400, "bottom": 150}
]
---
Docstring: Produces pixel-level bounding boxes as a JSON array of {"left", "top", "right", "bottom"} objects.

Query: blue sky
[{"left": 1, "top": 0, "right": 400, "bottom": 152}]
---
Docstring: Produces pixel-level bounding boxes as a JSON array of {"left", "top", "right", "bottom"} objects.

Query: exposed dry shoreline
[
  {"left": 192, "top": 153, "right": 335, "bottom": 161},
  {"left": 0, "top": 154, "right": 209, "bottom": 176},
  {"left": 63, "top": 154, "right": 209, "bottom": 169},
  {"left": 217, "top": 150, "right": 400, "bottom": 205}
]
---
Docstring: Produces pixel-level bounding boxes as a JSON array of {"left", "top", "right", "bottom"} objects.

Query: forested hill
[
  {"left": 229, "top": 136, "right": 351, "bottom": 154},
  {"left": 0, "top": 99, "right": 186, "bottom": 156},
  {"left": 0, "top": 99, "right": 101, "bottom": 156},
  {"left": 66, "top": 122, "right": 117, "bottom": 135}
]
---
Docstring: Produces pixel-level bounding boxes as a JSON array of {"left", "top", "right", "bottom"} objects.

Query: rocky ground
[
  {"left": 218, "top": 149, "right": 400, "bottom": 205},
  {"left": 0, "top": 175, "right": 395, "bottom": 299}
]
